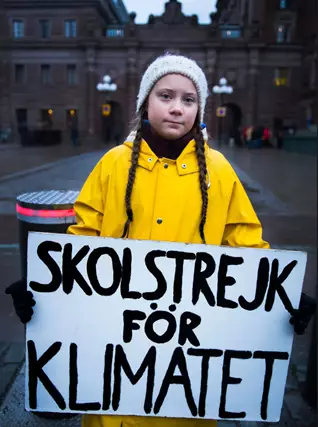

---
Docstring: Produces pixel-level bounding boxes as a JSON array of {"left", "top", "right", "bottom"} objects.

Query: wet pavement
[
  {"left": 0, "top": 141, "right": 316, "bottom": 426},
  {"left": 0, "top": 140, "right": 107, "bottom": 180}
]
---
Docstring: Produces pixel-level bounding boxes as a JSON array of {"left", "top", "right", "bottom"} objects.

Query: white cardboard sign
[{"left": 25, "top": 232, "right": 307, "bottom": 422}]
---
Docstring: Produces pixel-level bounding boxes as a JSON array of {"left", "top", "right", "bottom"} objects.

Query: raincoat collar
[
  {"left": 123, "top": 126, "right": 209, "bottom": 178},
  {"left": 141, "top": 120, "right": 194, "bottom": 161}
]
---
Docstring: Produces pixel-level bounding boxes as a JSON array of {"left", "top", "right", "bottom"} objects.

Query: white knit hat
[{"left": 136, "top": 54, "right": 209, "bottom": 123}]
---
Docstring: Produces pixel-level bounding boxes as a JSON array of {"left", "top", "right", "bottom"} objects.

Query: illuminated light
[
  {"left": 102, "top": 103, "right": 111, "bottom": 116},
  {"left": 97, "top": 75, "right": 118, "bottom": 92},
  {"left": 227, "top": 31, "right": 231, "bottom": 35},
  {"left": 48, "top": 109, "right": 53, "bottom": 115},
  {"left": 275, "top": 77, "right": 287, "bottom": 87},
  {"left": 16, "top": 204, "right": 75, "bottom": 218},
  {"left": 70, "top": 109, "right": 75, "bottom": 116},
  {"left": 278, "top": 27, "right": 283, "bottom": 32}
]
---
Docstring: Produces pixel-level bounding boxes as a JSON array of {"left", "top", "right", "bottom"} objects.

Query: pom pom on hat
[{"left": 136, "top": 54, "right": 209, "bottom": 123}]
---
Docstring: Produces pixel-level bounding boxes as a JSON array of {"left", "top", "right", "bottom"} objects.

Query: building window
[
  {"left": 67, "top": 64, "right": 77, "bottom": 85},
  {"left": 221, "top": 26, "right": 241, "bottom": 39},
  {"left": 226, "top": 69, "right": 237, "bottom": 84},
  {"left": 15, "top": 64, "right": 25, "bottom": 84},
  {"left": 274, "top": 68, "right": 289, "bottom": 86},
  {"left": 280, "top": 0, "right": 288, "bottom": 9},
  {"left": 41, "top": 64, "right": 51, "bottom": 84},
  {"left": 276, "top": 25, "right": 290, "bottom": 43},
  {"left": 39, "top": 20, "right": 51, "bottom": 38},
  {"left": 12, "top": 20, "right": 24, "bottom": 38},
  {"left": 106, "top": 27, "right": 124, "bottom": 37},
  {"left": 65, "top": 20, "right": 77, "bottom": 38}
]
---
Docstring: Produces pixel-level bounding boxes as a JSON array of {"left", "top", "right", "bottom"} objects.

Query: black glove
[
  {"left": 289, "top": 293, "right": 316, "bottom": 335},
  {"left": 5, "top": 278, "right": 36, "bottom": 324}
]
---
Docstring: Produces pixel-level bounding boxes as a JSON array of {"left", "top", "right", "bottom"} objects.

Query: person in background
[
  {"left": 276, "top": 128, "right": 284, "bottom": 149},
  {"left": 69, "top": 114, "right": 79, "bottom": 146},
  {"left": 262, "top": 127, "right": 272, "bottom": 148}
]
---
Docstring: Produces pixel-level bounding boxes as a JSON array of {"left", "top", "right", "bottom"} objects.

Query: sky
[{"left": 123, "top": 0, "right": 218, "bottom": 24}]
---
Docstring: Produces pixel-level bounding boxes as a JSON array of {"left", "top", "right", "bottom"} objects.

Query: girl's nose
[{"left": 169, "top": 100, "right": 183, "bottom": 115}]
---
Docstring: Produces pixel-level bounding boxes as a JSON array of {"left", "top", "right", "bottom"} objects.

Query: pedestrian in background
[
  {"left": 68, "top": 114, "right": 79, "bottom": 146},
  {"left": 277, "top": 128, "right": 284, "bottom": 149},
  {"left": 5, "top": 54, "right": 316, "bottom": 427},
  {"left": 71, "top": 126, "right": 79, "bottom": 146}
]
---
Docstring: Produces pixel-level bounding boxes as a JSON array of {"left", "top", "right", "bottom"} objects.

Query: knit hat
[{"left": 136, "top": 54, "right": 209, "bottom": 123}]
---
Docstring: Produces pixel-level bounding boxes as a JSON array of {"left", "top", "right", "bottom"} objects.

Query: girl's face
[{"left": 147, "top": 74, "right": 199, "bottom": 140}]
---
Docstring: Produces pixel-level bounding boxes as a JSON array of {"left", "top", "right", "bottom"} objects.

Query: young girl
[
  {"left": 6, "top": 54, "right": 315, "bottom": 427},
  {"left": 68, "top": 54, "right": 269, "bottom": 427}
]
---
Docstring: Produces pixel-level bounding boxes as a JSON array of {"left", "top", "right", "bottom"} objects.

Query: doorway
[
  {"left": 100, "top": 101, "right": 123, "bottom": 144},
  {"left": 40, "top": 109, "right": 53, "bottom": 129},
  {"left": 16, "top": 108, "right": 28, "bottom": 129},
  {"left": 223, "top": 103, "right": 243, "bottom": 145}
]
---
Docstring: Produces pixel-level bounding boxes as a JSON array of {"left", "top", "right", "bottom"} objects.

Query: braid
[
  {"left": 121, "top": 117, "right": 143, "bottom": 238},
  {"left": 193, "top": 119, "right": 209, "bottom": 244}
]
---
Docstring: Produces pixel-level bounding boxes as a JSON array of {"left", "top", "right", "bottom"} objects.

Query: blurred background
[
  {"left": 0, "top": 1, "right": 317, "bottom": 426},
  {"left": 0, "top": 0, "right": 317, "bottom": 147}
]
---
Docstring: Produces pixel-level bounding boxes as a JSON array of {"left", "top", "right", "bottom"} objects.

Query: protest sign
[{"left": 25, "top": 232, "right": 307, "bottom": 422}]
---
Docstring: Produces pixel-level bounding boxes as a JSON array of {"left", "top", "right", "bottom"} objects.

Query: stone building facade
[{"left": 0, "top": 0, "right": 317, "bottom": 143}]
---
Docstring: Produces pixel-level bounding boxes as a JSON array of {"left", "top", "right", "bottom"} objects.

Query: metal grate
[{"left": 16, "top": 190, "right": 79, "bottom": 210}]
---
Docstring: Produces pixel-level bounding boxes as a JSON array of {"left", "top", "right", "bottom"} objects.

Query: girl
[
  {"left": 68, "top": 54, "right": 269, "bottom": 427},
  {"left": 6, "top": 54, "right": 315, "bottom": 427}
]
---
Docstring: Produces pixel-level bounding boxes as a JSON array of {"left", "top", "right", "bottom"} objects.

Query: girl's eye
[
  {"left": 160, "top": 93, "right": 171, "bottom": 100},
  {"left": 185, "top": 98, "right": 196, "bottom": 104}
]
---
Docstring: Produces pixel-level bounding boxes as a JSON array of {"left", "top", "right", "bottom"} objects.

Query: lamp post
[
  {"left": 212, "top": 77, "right": 233, "bottom": 146},
  {"left": 96, "top": 75, "right": 117, "bottom": 96}
]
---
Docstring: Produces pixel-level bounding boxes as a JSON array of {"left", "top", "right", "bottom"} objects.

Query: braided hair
[
  {"left": 192, "top": 117, "right": 209, "bottom": 244},
  {"left": 121, "top": 108, "right": 145, "bottom": 238},
  {"left": 122, "top": 111, "right": 209, "bottom": 244}
]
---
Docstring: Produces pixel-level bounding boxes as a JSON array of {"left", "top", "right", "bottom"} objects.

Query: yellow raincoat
[{"left": 68, "top": 136, "right": 269, "bottom": 427}]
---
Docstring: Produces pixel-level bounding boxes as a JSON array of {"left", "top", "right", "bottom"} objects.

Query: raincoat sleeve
[
  {"left": 221, "top": 169, "right": 269, "bottom": 249},
  {"left": 67, "top": 159, "right": 105, "bottom": 236}
]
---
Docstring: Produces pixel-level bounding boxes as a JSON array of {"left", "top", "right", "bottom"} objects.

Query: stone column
[
  {"left": 126, "top": 46, "right": 139, "bottom": 135},
  {"left": 246, "top": 49, "right": 260, "bottom": 127},
  {"left": 205, "top": 48, "right": 218, "bottom": 138},
  {"left": 314, "top": 47, "right": 318, "bottom": 125},
  {"left": 85, "top": 46, "right": 98, "bottom": 141},
  {"left": 0, "top": 57, "right": 11, "bottom": 131},
  {"left": 0, "top": 10, "right": 11, "bottom": 134}
]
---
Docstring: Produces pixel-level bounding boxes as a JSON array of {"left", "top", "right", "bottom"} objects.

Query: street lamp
[
  {"left": 96, "top": 75, "right": 117, "bottom": 93},
  {"left": 212, "top": 77, "right": 233, "bottom": 145}
]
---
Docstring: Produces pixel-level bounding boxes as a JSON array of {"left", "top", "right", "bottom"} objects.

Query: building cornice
[{"left": 4, "top": 0, "right": 125, "bottom": 25}]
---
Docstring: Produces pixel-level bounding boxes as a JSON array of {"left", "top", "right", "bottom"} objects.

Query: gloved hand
[
  {"left": 289, "top": 293, "right": 316, "bottom": 335},
  {"left": 5, "top": 278, "right": 36, "bottom": 324}
]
